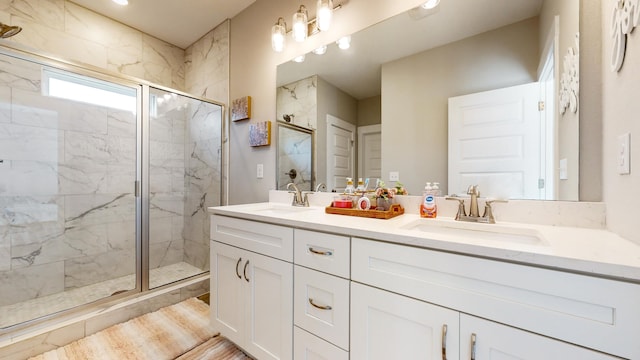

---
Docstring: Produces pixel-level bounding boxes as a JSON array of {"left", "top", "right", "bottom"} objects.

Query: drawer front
[
  {"left": 211, "top": 215, "right": 293, "bottom": 261},
  {"left": 294, "top": 265, "right": 349, "bottom": 350},
  {"left": 294, "top": 326, "right": 349, "bottom": 360},
  {"left": 352, "top": 237, "right": 640, "bottom": 359},
  {"left": 294, "top": 229, "right": 350, "bottom": 278}
]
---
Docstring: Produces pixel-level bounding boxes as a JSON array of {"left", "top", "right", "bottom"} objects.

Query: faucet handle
[
  {"left": 482, "top": 199, "right": 508, "bottom": 223},
  {"left": 445, "top": 197, "right": 467, "bottom": 220}
]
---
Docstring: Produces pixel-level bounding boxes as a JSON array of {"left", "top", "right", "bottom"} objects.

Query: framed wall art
[
  {"left": 231, "top": 95, "right": 251, "bottom": 121},
  {"left": 249, "top": 121, "right": 271, "bottom": 147}
]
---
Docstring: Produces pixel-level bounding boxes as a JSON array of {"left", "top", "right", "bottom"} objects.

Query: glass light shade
[
  {"left": 316, "top": 0, "right": 333, "bottom": 32},
  {"left": 337, "top": 36, "right": 351, "bottom": 50},
  {"left": 271, "top": 19, "right": 286, "bottom": 52},
  {"left": 292, "top": 5, "right": 308, "bottom": 42},
  {"left": 293, "top": 54, "right": 306, "bottom": 63}
]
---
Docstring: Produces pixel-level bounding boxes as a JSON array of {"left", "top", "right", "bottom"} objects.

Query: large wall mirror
[{"left": 276, "top": 0, "right": 580, "bottom": 201}]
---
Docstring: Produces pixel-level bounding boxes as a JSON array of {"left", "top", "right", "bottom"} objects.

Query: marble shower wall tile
[
  {"left": 185, "top": 21, "right": 229, "bottom": 101},
  {"left": 2, "top": 0, "right": 185, "bottom": 90},
  {"left": 64, "top": 248, "right": 135, "bottom": 289},
  {"left": 0, "top": 261, "right": 64, "bottom": 306},
  {"left": 277, "top": 75, "right": 318, "bottom": 129}
]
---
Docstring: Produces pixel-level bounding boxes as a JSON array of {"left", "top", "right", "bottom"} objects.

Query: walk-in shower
[{"left": 0, "top": 48, "right": 223, "bottom": 331}]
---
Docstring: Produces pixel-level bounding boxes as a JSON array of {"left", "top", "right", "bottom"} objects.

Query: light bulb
[
  {"left": 112, "top": 0, "right": 129, "bottom": 5},
  {"left": 421, "top": 0, "right": 440, "bottom": 10},
  {"left": 292, "top": 5, "right": 308, "bottom": 42},
  {"left": 316, "top": 0, "right": 333, "bottom": 32},
  {"left": 293, "top": 54, "right": 306, "bottom": 63},
  {"left": 312, "top": 45, "right": 327, "bottom": 55},
  {"left": 337, "top": 36, "right": 351, "bottom": 50}
]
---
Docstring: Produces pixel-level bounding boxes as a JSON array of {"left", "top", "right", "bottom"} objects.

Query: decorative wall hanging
[
  {"left": 249, "top": 121, "right": 271, "bottom": 147},
  {"left": 560, "top": 32, "right": 580, "bottom": 115},
  {"left": 611, "top": 0, "right": 640, "bottom": 72},
  {"left": 231, "top": 95, "right": 251, "bottom": 121}
]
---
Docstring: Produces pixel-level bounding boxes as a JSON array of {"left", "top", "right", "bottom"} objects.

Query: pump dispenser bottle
[{"left": 420, "top": 182, "right": 437, "bottom": 218}]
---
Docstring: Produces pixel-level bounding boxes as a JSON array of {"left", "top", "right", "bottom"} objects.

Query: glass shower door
[
  {"left": 0, "top": 54, "right": 140, "bottom": 329},
  {"left": 147, "top": 87, "right": 222, "bottom": 288}
]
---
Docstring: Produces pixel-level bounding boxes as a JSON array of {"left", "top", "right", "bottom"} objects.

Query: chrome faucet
[
  {"left": 287, "top": 182, "right": 309, "bottom": 207},
  {"left": 446, "top": 185, "right": 507, "bottom": 224},
  {"left": 467, "top": 185, "right": 480, "bottom": 218},
  {"left": 315, "top": 183, "right": 326, "bottom": 192}
]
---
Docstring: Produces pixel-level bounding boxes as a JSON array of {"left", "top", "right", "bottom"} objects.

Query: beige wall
[
  {"left": 381, "top": 18, "right": 539, "bottom": 195},
  {"left": 358, "top": 96, "right": 382, "bottom": 127},
  {"left": 228, "top": 0, "right": 426, "bottom": 204},
  {"left": 601, "top": 2, "right": 640, "bottom": 244}
]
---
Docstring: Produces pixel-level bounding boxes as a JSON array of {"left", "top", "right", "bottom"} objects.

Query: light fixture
[
  {"left": 112, "top": 0, "right": 129, "bottom": 5},
  {"left": 293, "top": 54, "right": 306, "bottom": 63},
  {"left": 292, "top": 5, "right": 308, "bottom": 42},
  {"left": 271, "top": 2, "right": 344, "bottom": 53},
  {"left": 336, "top": 36, "right": 351, "bottom": 50},
  {"left": 421, "top": 0, "right": 440, "bottom": 9},
  {"left": 312, "top": 45, "right": 327, "bottom": 55},
  {"left": 316, "top": 0, "right": 333, "bottom": 32},
  {"left": 271, "top": 17, "right": 287, "bottom": 52}
]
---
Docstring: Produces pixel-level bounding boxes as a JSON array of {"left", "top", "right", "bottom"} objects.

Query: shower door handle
[{"left": 134, "top": 180, "right": 140, "bottom": 198}]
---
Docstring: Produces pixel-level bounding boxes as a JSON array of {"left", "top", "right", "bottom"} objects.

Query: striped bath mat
[{"left": 30, "top": 297, "right": 250, "bottom": 360}]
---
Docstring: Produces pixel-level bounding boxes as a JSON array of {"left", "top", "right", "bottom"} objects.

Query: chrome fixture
[
  {"left": 271, "top": 1, "right": 345, "bottom": 53},
  {"left": 287, "top": 182, "right": 310, "bottom": 207},
  {"left": 315, "top": 183, "right": 326, "bottom": 192},
  {"left": 0, "top": 23, "right": 22, "bottom": 38},
  {"left": 446, "top": 185, "right": 507, "bottom": 224}
]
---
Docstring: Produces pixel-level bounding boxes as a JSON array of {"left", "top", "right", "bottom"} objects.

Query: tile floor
[{"left": 0, "top": 262, "right": 203, "bottom": 329}]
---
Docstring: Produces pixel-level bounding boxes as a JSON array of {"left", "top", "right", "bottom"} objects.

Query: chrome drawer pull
[
  {"left": 441, "top": 324, "right": 448, "bottom": 360},
  {"left": 309, "top": 247, "right": 333, "bottom": 256},
  {"left": 308, "top": 298, "right": 332, "bottom": 310},
  {"left": 470, "top": 333, "right": 477, "bottom": 360},
  {"left": 243, "top": 260, "right": 250, "bottom": 282},
  {"left": 235, "top": 258, "right": 242, "bottom": 279}
]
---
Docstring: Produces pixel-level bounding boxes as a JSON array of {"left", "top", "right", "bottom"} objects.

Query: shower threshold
[{"left": 0, "top": 262, "right": 204, "bottom": 329}]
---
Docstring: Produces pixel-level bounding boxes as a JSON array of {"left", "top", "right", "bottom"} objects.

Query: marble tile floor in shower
[{"left": 0, "top": 262, "right": 204, "bottom": 329}]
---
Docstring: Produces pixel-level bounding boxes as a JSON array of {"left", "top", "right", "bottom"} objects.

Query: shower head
[{"left": 0, "top": 23, "right": 22, "bottom": 38}]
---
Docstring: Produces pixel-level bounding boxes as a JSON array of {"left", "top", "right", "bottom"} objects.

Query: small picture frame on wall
[
  {"left": 249, "top": 121, "right": 271, "bottom": 147},
  {"left": 231, "top": 96, "right": 251, "bottom": 121}
]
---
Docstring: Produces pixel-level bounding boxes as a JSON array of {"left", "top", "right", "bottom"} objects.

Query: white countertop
[{"left": 208, "top": 199, "right": 640, "bottom": 283}]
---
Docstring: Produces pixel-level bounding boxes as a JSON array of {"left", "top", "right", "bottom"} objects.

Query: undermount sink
[
  {"left": 251, "top": 203, "right": 315, "bottom": 215},
  {"left": 401, "top": 219, "right": 546, "bottom": 246}
]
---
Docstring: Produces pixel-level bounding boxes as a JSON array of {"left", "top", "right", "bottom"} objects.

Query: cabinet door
[
  {"left": 210, "top": 241, "right": 245, "bottom": 347},
  {"left": 351, "top": 282, "right": 459, "bottom": 360},
  {"left": 244, "top": 250, "right": 293, "bottom": 360},
  {"left": 460, "top": 314, "right": 621, "bottom": 360}
]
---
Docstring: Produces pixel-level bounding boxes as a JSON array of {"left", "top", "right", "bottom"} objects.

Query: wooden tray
[{"left": 325, "top": 203, "right": 404, "bottom": 219}]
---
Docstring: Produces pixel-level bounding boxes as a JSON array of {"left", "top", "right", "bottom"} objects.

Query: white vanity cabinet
[
  {"left": 293, "top": 229, "right": 350, "bottom": 359},
  {"left": 351, "top": 281, "right": 460, "bottom": 360},
  {"left": 351, "top": 237, "right": 638, "bottom": 359},
  {"left": 210, "top": 216, "right": 294, "bottom": 360}
]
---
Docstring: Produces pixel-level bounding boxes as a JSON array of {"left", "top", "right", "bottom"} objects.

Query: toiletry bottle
[
  {"left": 345, "top": 178, "right": 355, "bottom": 194},
  {"left": 420, "top": 182, "right": 437, "bottom": 218},
  {"left": 356, "top": 178, "right": 365, "bottom": 193}
]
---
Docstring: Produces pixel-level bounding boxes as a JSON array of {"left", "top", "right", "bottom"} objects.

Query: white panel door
[
  {"left": 357, "top": 124, "right": 382, "bottom": 180},
  {"left": 448, "top": 82, "right": 541, "bottom": 199},
  {"left": 460, "top": 314, "right": 619, "bottom": 360},
  {"left": 326, "top": 114, "right": 355, "bottom": 191},
  {"left": 351, "top": 282, "right": 460, "bottom": 360}
]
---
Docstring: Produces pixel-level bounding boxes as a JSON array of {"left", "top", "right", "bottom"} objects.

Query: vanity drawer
[
  {"left": 294, "top": 265, "right": 349, "bottom": 350},
  {"left": 210, "top": 215, "right": 293, "bottom": 261},
  {"left": 352, "top": 237, "right": 640, "bottom": 359},
  {"left": 294, "top": 326, "right": 348, "bottom": 360},
  {"left": 294, "top": 229, "right": 350, "bottom": 278}
]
